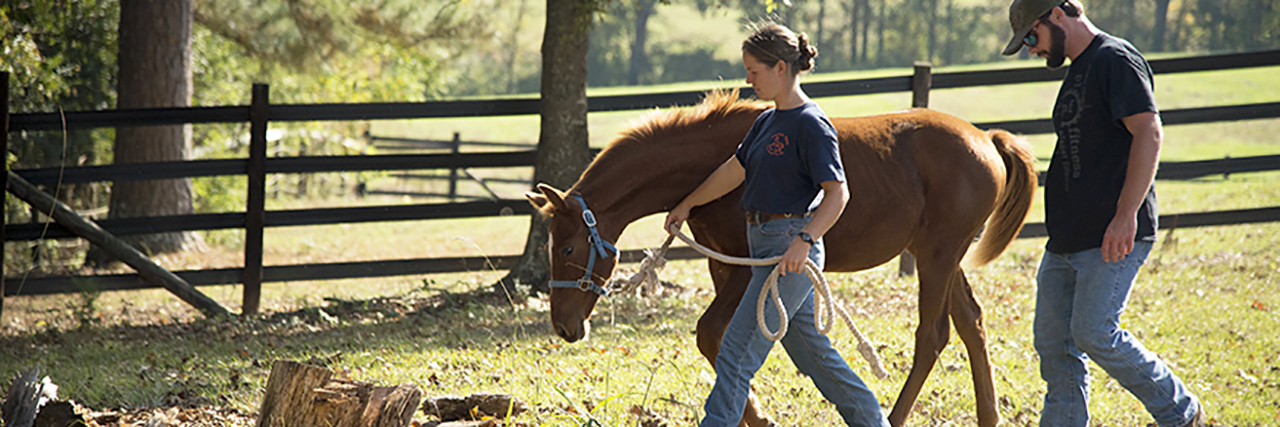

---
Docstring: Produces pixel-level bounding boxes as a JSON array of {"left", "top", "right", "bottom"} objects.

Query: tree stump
[
  {"left": 256, "top": 360, "right": 422, "bottom": 427},
  {"left": 33, "top": 401, "right": 85, "bottom": 427},
  {"left": 424, "top": 393, "right": 526, "bottom": 421},
  {"left": 3, "top": 368, "right": 53, "bottom": 427}
]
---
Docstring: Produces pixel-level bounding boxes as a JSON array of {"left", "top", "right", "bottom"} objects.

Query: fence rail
[
  {"left": 8, "top": 154, "right": 1277, "bottom": 241},
  {"left": 12, "top": 51, "right": 1280, "bottom": 131},
  {"left": 5, "top": 50, "right": 1280, "bottom": 309}
]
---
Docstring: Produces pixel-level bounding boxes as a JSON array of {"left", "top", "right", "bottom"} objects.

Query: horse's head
[{"left": 525, "top": 183, "right": 617, "bottom": 342}]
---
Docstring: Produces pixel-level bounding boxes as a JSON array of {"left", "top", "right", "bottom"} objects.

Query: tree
[
  {"left": 497, "top": 0, "right": 598, "bottom": 296},
  {"left": 2, "top": 0, "right": 117, "bottom": 199},
  {"left": 1152, "top": 0, "right": 1171, "bottom": 51},
  {"left": 192, "top": 0, "right": 487, "bottom": 101},
  {"left": 628, "top": 0, "right": 660, "bottom": 85},
  {"left": 88, "top": 0, "right": 197, "bottom": 264},
  {"left": 627, "top": 0, "right": 660, "bottom": 85},
  {"left": 506, "top": 0, "right": 534, "bottom": 93}
]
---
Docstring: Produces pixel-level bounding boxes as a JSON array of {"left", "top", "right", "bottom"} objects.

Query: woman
[{"left": 663, "top": 24, "right": 890, "bottom": 427}]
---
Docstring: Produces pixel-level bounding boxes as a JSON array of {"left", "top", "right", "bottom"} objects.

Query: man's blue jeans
[
  {"left": 701, "top": 217, "right": 889, "bottom": 427},
  {"left": 1035, "top": 241, "right": 1199, "bottom": 427}
]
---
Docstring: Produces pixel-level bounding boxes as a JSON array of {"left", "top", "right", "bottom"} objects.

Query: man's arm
[{"left": 1102, "top": 111, "right": 1162, "bottom": 262}]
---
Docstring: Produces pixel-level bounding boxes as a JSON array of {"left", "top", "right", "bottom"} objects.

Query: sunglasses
[
  {"left": 1023, "top": 33, "right": 1038, "bottom": 48},
  {"left": 1023, "top": 21, "right": 1041, "bottom": 48}
]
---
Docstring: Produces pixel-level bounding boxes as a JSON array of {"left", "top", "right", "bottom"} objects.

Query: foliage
[
  {"left": 1, "top": 0, "right": 116, "bottom": 189},
  {"left": 185, "top": 0, "right": 499, "bottom": 212},
  {"left": 3, "top": 0, "right": 120, "bottom": 274},
  {"left": 192, "top": 0, "right": 485, "bottom": 102},
  {"left": 607, "top": 0, "right": 1280, "bottom": 83}
]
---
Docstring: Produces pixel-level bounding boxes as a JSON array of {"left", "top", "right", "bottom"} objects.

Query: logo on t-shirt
[
  {"left": 1054, "top": 67, "right": 1090, "bottom": 189},
  {"left": 766, "top": 133, "right": 789, "bottom": 156}
]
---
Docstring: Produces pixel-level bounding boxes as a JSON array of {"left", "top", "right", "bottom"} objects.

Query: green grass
[
  {"left": 3, "top": 171, "right": 1279, "bottom": 426},
  {"left": 2, "top": 221, "right": 1278, "bottom": 426}
]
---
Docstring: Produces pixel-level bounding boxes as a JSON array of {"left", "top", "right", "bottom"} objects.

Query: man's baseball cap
[{"left": 1002, "top": 0, "right": 1062, "bottom": 55}]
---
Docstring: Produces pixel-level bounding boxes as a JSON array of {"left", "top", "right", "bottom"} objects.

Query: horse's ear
[
  {"left": 525, "top": 191, "right": 549, "bottom": 211},
  {"left": 528, "top": 183, "right": 568, "bottom": 216},
  {"left": 537, "top": 183, "right": 569, "bottom": 211}
]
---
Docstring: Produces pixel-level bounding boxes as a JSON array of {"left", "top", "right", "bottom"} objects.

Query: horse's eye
[{"left": 563, "top": 246, "right": 574, "bottom": 256}]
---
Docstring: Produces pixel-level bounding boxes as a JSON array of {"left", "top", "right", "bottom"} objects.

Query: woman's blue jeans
[
  {"left": 701, "top": 217, "right": 889, "bottom": 427},
  {"left": 1034, "top": 241, "right": 1199, "bottom": 427}
]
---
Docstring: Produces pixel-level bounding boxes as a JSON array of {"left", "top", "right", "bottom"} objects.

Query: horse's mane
[
  {"left": 597, "top": 89, "right": 767, "bottom": 159},
  {"left": 558, "top": 89, "right": 766, "bottom": 203}
]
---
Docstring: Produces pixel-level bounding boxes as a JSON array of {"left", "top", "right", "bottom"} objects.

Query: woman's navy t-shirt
[{"left": 734, "top": 102, "right": 845, "bottom": 215}]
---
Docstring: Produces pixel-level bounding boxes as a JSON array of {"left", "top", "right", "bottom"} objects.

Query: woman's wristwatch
[{"left": 798, "top": 232, "right": 815, "bottom": 246}]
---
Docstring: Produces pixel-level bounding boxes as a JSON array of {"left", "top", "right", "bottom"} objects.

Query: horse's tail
[{"left": 967, "top": 129, "right": 1038, "bottom": 267}]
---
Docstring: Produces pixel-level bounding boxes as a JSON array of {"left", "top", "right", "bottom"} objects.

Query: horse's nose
[{"left": 555, "top": 321, "right": 585, "bottom": 342}]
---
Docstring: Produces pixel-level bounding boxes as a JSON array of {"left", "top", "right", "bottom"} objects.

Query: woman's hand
[
  {"left": 664, "top": 204, "right": 691, "bottom": 235},
  {"left": 664, "top": 157, "right": 745, "bottom": 235},
  {"left": 779, "top": 238, "right": 810, "bottom": 275}
]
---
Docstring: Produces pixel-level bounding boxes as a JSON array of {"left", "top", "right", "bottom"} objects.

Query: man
[{"left": 1001, "top": 1, "right": 1207, "bottom": 426}]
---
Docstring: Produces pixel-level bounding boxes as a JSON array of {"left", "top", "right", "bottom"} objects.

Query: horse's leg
[
  {"left": 948, "top": 270, "right": 999, "bottom": 427},
  {"left": 696, "top": 261, "right": 775, "bottom": 427},
  {"left": 887, "top": 250, "right": 956, "bottom": 427}
]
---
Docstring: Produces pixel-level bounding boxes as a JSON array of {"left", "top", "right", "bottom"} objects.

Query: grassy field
[
  {"left": 3, "top": 61, "right": 1279, "bottom": 426},
  {"left": 1, "top": 221, "right": 1277, "bottom": 426}
]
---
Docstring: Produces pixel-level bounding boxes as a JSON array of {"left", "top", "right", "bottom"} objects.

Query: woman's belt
[{"left": 744, "top": 210, "right": 812, "bottom": 225}]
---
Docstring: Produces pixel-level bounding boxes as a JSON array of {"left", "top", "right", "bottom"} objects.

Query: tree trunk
[
  {"left": 875, "top": 0, "right": 885, "bottom": 67},
  {"left": 1168, "top": 0, "right": 1188, "bottom": 50},
  {"left": 846, "top": 0, "right": 860, "bottom": 67},
  {"left": 506, "top": 0, "right": 531, "bottom": 94},
  {"left": 496, "top": 0, "right": 595, "bottom": 296},
  {"left": 925, "top": 0, "right": 938, "bottom": 63},
  {"left": 1152, "top": 0, "right": 1170, "bottom": 51},
  {"left": 816, "top": 0, "right": 826, "bottom": 69},
  {"left": 859, "top": 0, "right": 869, "bottom": 65},
  {"left": 89, "top": 0, "right": 196, "bottom": 266},
  {"left": 628, "top": 0, "right": 657, "bottom": 86},
  {"left": 1246, "top": 0, "right": 1265, "bottom": 50}
]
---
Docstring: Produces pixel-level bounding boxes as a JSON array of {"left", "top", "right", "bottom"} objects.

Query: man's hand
[{"left": 1101, "top": 214, "right": 1137, "bottom": 263}]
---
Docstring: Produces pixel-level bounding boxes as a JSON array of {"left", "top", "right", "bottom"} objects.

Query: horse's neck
[
  {"left": 574, "top": 106, "right": 762, "bottom": 242},
  {"left": 576, "top": 144, "right": 737, "bottom": 241},
  {"left": 574, "top": 180, "right": 685, "bottom": 244}
]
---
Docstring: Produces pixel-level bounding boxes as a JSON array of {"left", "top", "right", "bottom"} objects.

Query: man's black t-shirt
[{"left": 1046, "top": 33, "right": 1159, "bottom": 254}]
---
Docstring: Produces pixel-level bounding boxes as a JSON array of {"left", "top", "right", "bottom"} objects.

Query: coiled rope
[{"left": 611, "top": 224, "right": 889, "bottom": 379}]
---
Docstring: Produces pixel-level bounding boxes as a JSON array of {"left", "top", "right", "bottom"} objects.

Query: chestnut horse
[{"left": 526, "top": 89, "right": 1036, "bottom": 427}]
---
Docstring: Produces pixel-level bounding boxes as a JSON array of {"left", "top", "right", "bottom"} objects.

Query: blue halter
[{"left": 548, "top": 195, "right": 618, "bottom": 296}]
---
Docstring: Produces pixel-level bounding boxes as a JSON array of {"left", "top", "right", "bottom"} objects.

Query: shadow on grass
[{"left": 0, "top": 283, "right": 708, "bottom": 414}]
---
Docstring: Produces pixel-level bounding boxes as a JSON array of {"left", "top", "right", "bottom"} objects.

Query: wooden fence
[
  {"left": 361, "top": 131, "right": 549, "bottom": 201},
  {"left": 5, "top": 50, "right": 1280, "bottom": 314}
]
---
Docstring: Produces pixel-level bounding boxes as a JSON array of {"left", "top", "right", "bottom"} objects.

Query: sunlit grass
[{"left": 2, "top": 221, "right": 1276, "bottom": 425}]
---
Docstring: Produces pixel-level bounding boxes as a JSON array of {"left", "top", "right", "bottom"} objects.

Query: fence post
[
  {"left": 899, "top": 62, "right": 933, "bottom": 277},
  {"left": 448, "top": 132, "right": 460, "bottom": 202},
  {"left": 912, "top": 62, "right": 932, "bottom": 110},
  {"left": 244, "top": 83, "right": 269, "bottom": 315},
  {"left": 2, "top": 72, "right": 9, "bottom": 322},
  {"left": 296, "top": 139, "right": 308, "bottom": 198}
]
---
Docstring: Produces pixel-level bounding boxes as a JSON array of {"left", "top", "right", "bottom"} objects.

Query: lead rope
[
  {"left": 607, "top": 233, "right": 676, "bottom": 296},
  {"left": 653, "top": 224, "right": 888, "bottom": 379}
]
